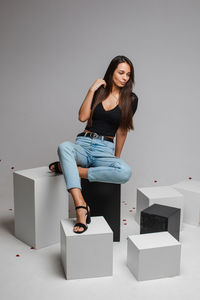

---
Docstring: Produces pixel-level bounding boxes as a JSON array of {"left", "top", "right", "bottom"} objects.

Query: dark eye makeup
[{"left": 119, "top": 71, "right": 131, "bottom": 75}]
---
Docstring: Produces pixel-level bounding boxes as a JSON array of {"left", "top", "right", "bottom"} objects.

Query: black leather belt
[{"left": 77, "top": 132, "right": 114, "bottom": 143}]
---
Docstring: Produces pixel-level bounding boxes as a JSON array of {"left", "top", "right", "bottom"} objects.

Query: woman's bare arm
[
  {"left": 115, "top": 127, "right": 128, "bottom": 158},
  {"left": 78, "top": 79, "right": 106, "bottom": 122},
  {"left": 78, "top": 89, "right": 95, "bottom": 122}
]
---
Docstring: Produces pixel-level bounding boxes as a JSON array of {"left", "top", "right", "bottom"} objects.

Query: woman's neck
[
  {"left": 111, "top": 84, "right": 120, "bottom": 96},
  {"left": 110, "top": 84, "right": 120, "bottom": 104}
]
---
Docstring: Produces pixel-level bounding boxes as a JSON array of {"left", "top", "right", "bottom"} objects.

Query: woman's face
[{"left": 112, "top": 62, "right": 131, "bottom": 88}]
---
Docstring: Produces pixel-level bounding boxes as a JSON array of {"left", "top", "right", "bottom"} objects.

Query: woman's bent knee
[
  {"left": 120, "top": 164, "right": 132, "bottom": 183},
  {"left": 57, "top": 141, "right": 73, "bottom": 156}
]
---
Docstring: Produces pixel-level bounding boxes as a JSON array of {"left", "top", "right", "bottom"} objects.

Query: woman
[{"left": 49, "top": 55, "right": 138, "bottom": 234}]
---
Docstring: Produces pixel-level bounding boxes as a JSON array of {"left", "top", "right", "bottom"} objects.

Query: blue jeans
[{"left": 57, "top": 135, "right": 132, "bottom": 191}]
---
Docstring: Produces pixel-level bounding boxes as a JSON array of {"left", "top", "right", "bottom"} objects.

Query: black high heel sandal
[
  {"left": 74, "top": 205, "right": 91, "bottom": 234},
  {"left": 48, "top": 161, "right": 62, "bottom": 174}
]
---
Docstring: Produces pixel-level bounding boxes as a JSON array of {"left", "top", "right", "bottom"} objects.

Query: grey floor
[{"left": 1, "top": 194, "right": 200, "bottom": 300}]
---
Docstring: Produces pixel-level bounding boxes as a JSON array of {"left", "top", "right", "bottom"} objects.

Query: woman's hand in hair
[{"left": 90, "top": 79, "right": 106, "bottom": 92}]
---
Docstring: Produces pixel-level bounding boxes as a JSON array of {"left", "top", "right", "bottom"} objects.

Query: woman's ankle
[{"left": 69, "top": 188, "right": 86, "bottom": 207}]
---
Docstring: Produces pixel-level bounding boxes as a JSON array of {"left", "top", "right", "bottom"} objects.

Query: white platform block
[
  {"left": 127, "top": 232, "right": 181, "bottom": 281},
  {"left": 172, "top": 180, "right": 200, "bottom": 226},
  {"left": 136, "top": 186, "right": 184, "bottom": 229},
  {"left": 60, "top": 216, "right": 113, "bottom": 280},
  {"left": 14, "top": 167, "right": 68, "bottom": 249}
]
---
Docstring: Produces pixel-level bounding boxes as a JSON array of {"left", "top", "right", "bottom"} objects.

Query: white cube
[
  {"left": 136, "top": 186, "right": 184, "bottom": 229},
  {"left": 14, "top": 167, "right": 68, "bottom": 249},
  {"left": 172, "top": 179, "right": 200, "bottom": 226},
  {"left": 60, "top": 216, "right": 113, "bottom": 280},
  {"left": 127, "top": 232, "right": 181, "bottom": 281}
]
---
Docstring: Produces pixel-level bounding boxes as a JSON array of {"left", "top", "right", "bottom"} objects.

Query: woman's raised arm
[{"left": 78, "top": 79, "right": 106, "bottom": 122}]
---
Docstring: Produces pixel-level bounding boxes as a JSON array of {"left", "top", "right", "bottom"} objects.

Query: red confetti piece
[
  {"left": 154, "top": 180, "right": 157, "bottom": 183},
  {"left": 16, "top": 254, "right": 20, "bottom": 257},
  {"left": 129, "top": 210, "right": 133, "bottom": 212},
  {"left": 133, "top": 207, "right": 135, "bottom": 209},
  {"left": 9, "top": 209, "right": 13, "bottom": 211},
  {"left": 189, "top": 177, "right": 192, "bottom": 180},
  {"left": 30, "top": 247, "right": 35, "bottom": 249},
  {"left": 11, "top": 167, "right": 15, "bottom": 170},
  {"left": 124, "top": 223, "right": 127, "bottom": 225},
  {"left": 122, "top": 219, "right": 126, "bottom": 221}
]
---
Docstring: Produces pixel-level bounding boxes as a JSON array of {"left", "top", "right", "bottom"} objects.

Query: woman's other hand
[{"left": 90, "top": 79, "right": 106, "bottom": 92}]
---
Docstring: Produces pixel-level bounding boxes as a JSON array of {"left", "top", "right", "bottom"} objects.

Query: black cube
[
  {"left": 140, "top": 203, "right": 180, "bottom": 241},
  {"left": 81, "top": 179, "right": 121, "bottom": 242}
]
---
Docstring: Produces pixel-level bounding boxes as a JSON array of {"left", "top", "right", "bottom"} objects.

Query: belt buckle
[{"left": 91, "top": 132, "right": 99, "bottom": 139}]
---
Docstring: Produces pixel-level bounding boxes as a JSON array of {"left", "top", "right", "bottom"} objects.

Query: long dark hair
[{"left": 87, "top": 55, "right": 136, "bottom": 131}]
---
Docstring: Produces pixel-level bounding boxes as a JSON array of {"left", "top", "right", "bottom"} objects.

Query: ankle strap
[{"left": 75, "top": 205, "right": 87, "bottom": 211}]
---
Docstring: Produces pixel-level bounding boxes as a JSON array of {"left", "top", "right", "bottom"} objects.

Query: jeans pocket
[
  {"left": 75, "top": 136, "right": 90, "bottom": 146},
  {"left": 101, "top": 141, "right": 115, "bottom": 155},
  {"left": 103, "top": 140, "right": 115, "bottom": 150}
]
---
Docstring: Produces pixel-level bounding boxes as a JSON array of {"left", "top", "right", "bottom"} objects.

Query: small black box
[{"left": 140, "top": 203, "right": 180, "bottom": 240}]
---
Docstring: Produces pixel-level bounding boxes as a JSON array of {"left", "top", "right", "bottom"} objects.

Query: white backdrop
[{"left": 1, "top": 0, "right": 200, "bottom": 205}]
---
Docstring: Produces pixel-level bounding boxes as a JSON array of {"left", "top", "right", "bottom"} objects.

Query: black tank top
[{"left": 85, "top": 92, "right": 138, "bottom": 137}]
